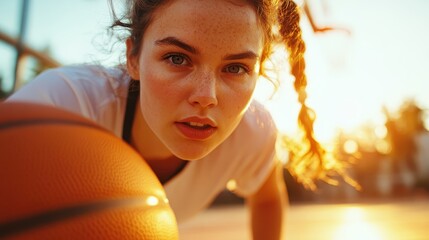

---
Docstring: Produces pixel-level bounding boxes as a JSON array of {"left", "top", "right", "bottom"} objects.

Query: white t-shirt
[{"left": 7, "top": 65, "right": 278, "bottom": 223}]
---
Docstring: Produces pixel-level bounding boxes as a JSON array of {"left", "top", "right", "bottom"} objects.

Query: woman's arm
[{"left": 246, "top": 161, "right": 288, "bottom": 240}]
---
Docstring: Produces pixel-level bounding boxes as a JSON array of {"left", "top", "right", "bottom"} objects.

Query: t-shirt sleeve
[
  {"left": 7, "top": 66, "right": 107, "bottom": 119},
  {"left": 8, "top": 68, "right": 85, "bottom": 112},
  {"left": 7, "top": 65, "right": 130, "bottom": 137},
  {"left": 231, "top": 101, "right": 278, "bottom": 197}
]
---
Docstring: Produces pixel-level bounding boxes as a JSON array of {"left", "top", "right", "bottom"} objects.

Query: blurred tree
[
  {"left": 383, "top": 100, "right": 426, "bottom": 190},
  {"left": 399, "top": 100, "right": 426, "bottom": 134}
]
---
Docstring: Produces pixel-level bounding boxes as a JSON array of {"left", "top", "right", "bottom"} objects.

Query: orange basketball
[{"left": 0, "top": 102, "right": 178, "bottom": 239}]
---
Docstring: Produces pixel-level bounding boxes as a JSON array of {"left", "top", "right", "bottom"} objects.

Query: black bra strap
[{"left": 122, "top": 80, "right": 140, "bottom": 143}]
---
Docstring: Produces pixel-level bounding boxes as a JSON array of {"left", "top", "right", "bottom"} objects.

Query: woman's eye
[
  {"left": 225, "top": 65, "right": 248, "bottom": 74},
  {"left": 165, "top": 54, "right": 188, "bottom": 66}
]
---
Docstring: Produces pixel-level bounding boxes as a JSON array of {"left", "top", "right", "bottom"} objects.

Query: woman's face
[{"left": 127, "top": 0, "right": 263, "bottom": 160}]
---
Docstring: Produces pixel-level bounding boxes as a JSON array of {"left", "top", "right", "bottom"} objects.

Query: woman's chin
[
  {"left": 173, "top": 152, "right": 208, "bottom": 161},
  {"left": 170, "top": 146, "right": 215, "bottom": 161}
]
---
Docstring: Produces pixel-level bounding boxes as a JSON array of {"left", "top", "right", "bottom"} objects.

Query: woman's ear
[{"left": 126, "top": 38, "right": 140, "bottom": 80}]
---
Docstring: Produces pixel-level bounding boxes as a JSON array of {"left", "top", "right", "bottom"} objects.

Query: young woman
[{"left": 8, "top": 0, "right": 322, "bottom": 239}]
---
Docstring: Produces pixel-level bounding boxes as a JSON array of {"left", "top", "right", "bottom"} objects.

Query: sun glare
[
  {"left": 254, "top": 29, "right": 399, "bottom": 146},
  {"left": 254, "top": 43, "right": 363, "bottom": 144},
  {"left": 333, "top": 207, "right": 383, "bottom": 240}
]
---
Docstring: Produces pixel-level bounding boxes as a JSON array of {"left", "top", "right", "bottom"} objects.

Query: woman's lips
[{"left": 175, "top": 117, "right": 217, "bottom": 140}]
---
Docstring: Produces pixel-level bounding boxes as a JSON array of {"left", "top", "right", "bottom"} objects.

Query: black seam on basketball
[
  {"left": 0, "top": 198, "right": 152, "bottom": 237},
  {"left": 0, "top": 119, "right": 108, "bottom": 133}
]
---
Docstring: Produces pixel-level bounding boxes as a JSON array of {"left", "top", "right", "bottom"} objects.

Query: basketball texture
[{"left": 0, "top": 102, "right": 178, "bottom": 239}]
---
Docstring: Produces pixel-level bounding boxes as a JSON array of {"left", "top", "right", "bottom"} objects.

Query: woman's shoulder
[
  {"left": 240, "top": 100, "right": 277, "bottom": 138},
  {"left": 225, "top": 100, "right": 278, "bottom": 152}
]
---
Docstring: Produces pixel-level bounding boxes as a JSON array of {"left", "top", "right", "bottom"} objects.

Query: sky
[{"left": 0, "top": 0, "right": 428, "bottom": 142}]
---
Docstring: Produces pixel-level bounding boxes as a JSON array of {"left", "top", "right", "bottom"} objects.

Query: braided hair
[{"left": 276, "top": 0, "right": 358, "bottom": 189}]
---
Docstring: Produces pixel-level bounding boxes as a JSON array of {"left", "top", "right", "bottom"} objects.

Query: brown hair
[{"left": 109, "top": 0, "right": 339, "bottom": 189}]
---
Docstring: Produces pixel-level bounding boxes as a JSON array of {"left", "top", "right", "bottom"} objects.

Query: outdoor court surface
[{"left": 179, "top": 198, "right": 429, "bottom": 240}]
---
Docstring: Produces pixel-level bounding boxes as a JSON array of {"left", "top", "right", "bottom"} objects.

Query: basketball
[{"left": 0, "top": 102, "right": 178, "bottom": 239}]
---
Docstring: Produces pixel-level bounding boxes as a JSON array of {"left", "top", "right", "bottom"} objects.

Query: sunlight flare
[{"left": 333, "top": 207, "right": 383, "bottom": 240}]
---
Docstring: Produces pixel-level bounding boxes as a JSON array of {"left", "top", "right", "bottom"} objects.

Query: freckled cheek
[
  {"left": 221, "top": 84, "right": 256, "bottom": 118},
  {"left": 140, "top": 70, "right": 188, "bottom": 112}
]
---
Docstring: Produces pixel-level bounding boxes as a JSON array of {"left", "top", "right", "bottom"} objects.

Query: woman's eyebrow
[
  {"left": 155, "top": 37, "right": 259, "bottom": 60},
  {"left": 223, "top": 51, "right": 259, "bottom": 61},
  {"left": 155, "top": 37, "right": 198, "bottom": 54}
]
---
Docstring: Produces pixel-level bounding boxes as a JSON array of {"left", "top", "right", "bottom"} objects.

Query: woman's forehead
[
  {"left": 152, "top": 0, "right": 259, "bottom": 26},
  {"left": 148, "top": 0, "right": 263, "bottom": 45},
  {"left": 152, "top": 0, "right": 258, "bottom": 32}
]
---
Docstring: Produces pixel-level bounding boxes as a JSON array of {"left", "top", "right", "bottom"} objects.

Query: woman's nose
[{"left": 188, "top": 71, "right": 218, "bottom": 108}]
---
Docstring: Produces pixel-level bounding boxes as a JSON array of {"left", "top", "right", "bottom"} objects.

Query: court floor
[{"left": 179, "top": 198, "right": 429, "bottom": 240}]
